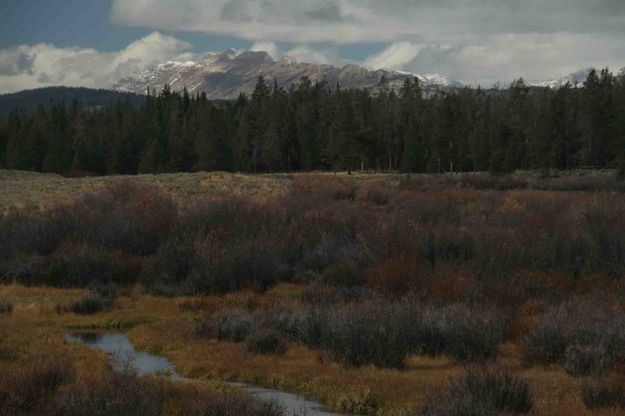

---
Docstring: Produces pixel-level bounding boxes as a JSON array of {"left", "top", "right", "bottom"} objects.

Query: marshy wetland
[{"left": 2, "top": 170, "right": 625, "bottom": 415}]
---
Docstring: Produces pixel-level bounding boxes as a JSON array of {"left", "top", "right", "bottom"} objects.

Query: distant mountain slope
[
  {"left": 111, "top": 50, "right": 463, "bottom": 99},
  {"left": 530, "top": 68, "right": 594, "bottom": 89},
  {"left": 0, "top": 87, "right": 145, "bottom": 119}
]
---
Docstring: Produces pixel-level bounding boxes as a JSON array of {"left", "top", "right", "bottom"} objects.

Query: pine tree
[
  {"left": 138, "top": 138, "right": 161, "bottom": 173},
  {"left": 398, "top": 78, "right": 424, "bottom": 172},
  {"left": 4, "top": 68, "right": 625, "bottom": 176}
]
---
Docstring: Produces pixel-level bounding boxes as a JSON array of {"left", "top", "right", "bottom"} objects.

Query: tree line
[{"left": 1, "top": 68, "right": 625, "bottom": 175}]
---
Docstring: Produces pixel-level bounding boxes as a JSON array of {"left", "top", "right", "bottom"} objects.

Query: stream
[{"left": 64, "top": 332, "right": 344, "bottom": 416}]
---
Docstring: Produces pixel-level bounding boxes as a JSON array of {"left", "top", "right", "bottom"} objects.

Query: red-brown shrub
[
  {"left": 427, "top": 267, "right": 474, "bottom": 303},
  {"left": 324, "top": 259, "right": 365, "bottom": 287},
  {"left": 367, "top": 255, "right": 425, "bottom": 295}
]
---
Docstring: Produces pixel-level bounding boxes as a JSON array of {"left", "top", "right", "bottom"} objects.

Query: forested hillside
[
  {"left": 0, "top": 87, "right": 145, "bottom": 120},
  {"left": 1, "top": 68, "right": 625, "bottom": 175}
]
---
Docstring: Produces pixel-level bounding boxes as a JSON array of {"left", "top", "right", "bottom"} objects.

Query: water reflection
[
  {"left": 64, "top": 332, "right": 183, "bottom": 380},
  {"left": 65, "top": 332, "right": 345, "bottom": 416}
]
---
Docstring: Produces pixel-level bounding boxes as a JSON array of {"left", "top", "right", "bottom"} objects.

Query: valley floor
[
  {"left": 2, "top": 169, "right": 625, "bottom": 415},
  {"left": 0, "top": 284, "right": 620, "bottom": 416}
]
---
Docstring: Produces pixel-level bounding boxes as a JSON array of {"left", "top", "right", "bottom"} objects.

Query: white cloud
[
  {"left": 109, "top": 0, "right": 625, "bottom": 82},
  {"left": 250, "top": 41, "right": 281, "bottom": 60},
  {"left": 5, "top": 0, "right": 625, "bottom": 92},
  {"left": 402, "top": 33, "right": 625, "bottom": 86},
  {"left": 285, "top": 46, "right": 331, "bottom": 65},
  {"left": 0, "top": 32, "right": 192, "bottom": 94},
  {"left": 247, "top": 42, "right": 337, "bottom": 66},
  {"left": 247, "top": 42, "right": 339, "bottom": 66},
  {"left": 363, "top": 42, "right": 421, "bottom": 71}
]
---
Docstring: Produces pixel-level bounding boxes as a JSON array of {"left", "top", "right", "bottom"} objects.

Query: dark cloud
[
  {"left": 221, "top": 0, "right": 255, "bottom": 22},
  {"left": 359, "top": 0, "right": 625, "bottom": 36},
  {"left": 36, "top": 72, "right": 52, "bottom": 83},
  {"left": 306, "top": 4, "right": 343, "bottom": 22}
]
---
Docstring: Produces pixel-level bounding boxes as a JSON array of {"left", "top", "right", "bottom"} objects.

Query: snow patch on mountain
[
  {"left": 529, "top": 68, "right": 594, "bottom": 89},
  {"left": 111, "top": 49, "right": 463, "bottom": 99}
]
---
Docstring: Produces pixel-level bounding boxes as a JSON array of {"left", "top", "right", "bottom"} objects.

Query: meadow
[{"left": 2, "top": 169, "right": 625, "bottom": 415}]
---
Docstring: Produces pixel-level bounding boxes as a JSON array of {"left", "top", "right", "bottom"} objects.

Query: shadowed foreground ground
[{"left": 0, "top": 284, "right": 621, "bottom": 416}]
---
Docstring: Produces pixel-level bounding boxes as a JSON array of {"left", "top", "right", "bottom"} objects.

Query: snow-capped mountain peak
[
  {"left": 111, "top": 50, "right": 463, "bottom": 99},
  {"left": 382, "top": 70, "right": 462, "bottom": 88},
  {"left": 530, "top": 68, "right": 594, "bottom": 89}
]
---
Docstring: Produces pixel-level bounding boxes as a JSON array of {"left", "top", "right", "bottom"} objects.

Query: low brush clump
[
  {"left": 581, "top": 376, "right": 625, "bottom": 410},
  {"left": 245, "top": 327, "right": 288, "bottom": 355},
  {"left": 196, "top": 308, "right": 253, "bottom": 342},
  {"left": 3, "top": 175, "right": 625, "bottom": 303},
  {"left": 207, "top": 298, "right": 506, "bottom": 369},
  {"left": 420, "top": 366, "right": 533, "bottom": 416},
  {"left": 318, "top": 301, "right": 506, "bottom": 368},
  {"left": 413, "top": 304, "right": 507, "bottom": 362},
  {"left": 0, "top": 348, "right": 285, "bottom": 416},
  {"left": 0, "top": 352, "right": 75, "bottom": 414},
  {"left": 44, "top": 244, "right": 140, "bottom": 288},
  {"left": 49, "top": 373, "right": 285, "bottom": 416},
  {"left": 0, "top": 299, "right": 13, "bottom": 315},
  {"left": 196, "top": 310, "right": 288, "bottom": 355},
  {"left": 319, "top": 300, "right": 417, "bottom": 368},
  {"left": 262, "top": 307, "right": 326, "bottom": 349},
  {"left": 58, "top": 284, "right": 117, "bottom": 315},
  {"left": 524, "top": 299, "right": 625, "bottom": 376}
]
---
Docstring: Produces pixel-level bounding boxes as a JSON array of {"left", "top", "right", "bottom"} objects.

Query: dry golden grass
[
  {"left": 1, "top": 283, "right": 622, "bottom": 416},
  {"left": 0, "top": 284, "right": 111, "bottom": 383},
  {"left": 2, "top": 168, "right": 620, "bottom": 215},
  {"left": 0, "top": 170, "right": 291, "bottom": 214},
  {"left": 0, "top": 285, "right": 275, "bottom": 416}
]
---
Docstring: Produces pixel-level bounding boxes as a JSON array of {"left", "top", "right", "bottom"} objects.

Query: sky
[{"left": 1, "top": 0, "right": 625, "bottom": 93}]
